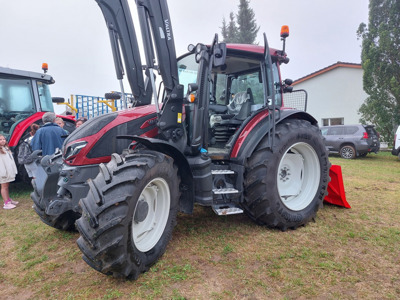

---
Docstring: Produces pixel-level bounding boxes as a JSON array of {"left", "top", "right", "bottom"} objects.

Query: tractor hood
[
  {"left": 62, "top": 105, "right": 158, "bottom": 166},
  {"left": 95, "top": 0, "right": 149, "bottom": 104}
]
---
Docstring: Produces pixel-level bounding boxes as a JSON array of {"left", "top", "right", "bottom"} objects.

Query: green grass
[{"left": 0, "top": 152, "right": 399, "bottom": 299}]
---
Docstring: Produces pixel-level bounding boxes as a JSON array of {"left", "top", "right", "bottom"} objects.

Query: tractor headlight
[{"left": 63, "top": 141, "right": 88, "bottom": 160}]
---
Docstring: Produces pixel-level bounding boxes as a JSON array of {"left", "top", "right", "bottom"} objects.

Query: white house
[{"left": 291, "top": 62, "right": 367, "bottom": 126}]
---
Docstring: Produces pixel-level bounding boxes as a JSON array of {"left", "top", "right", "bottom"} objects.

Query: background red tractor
[{"left": 0, "top": 65, "right": 75, "bottom": 180}]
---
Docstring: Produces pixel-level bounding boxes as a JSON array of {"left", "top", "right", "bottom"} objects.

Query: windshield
[
  {"left": 177, "top": 52, "right": 281, "bottom": 107},
  {"left": 0, "top": 77, "right": 37, "bottom": 138},
  {"left": 178, "top": 54, "right": 199, "bottom": 95}
]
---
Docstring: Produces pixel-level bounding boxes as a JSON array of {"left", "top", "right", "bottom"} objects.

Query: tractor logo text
[{"left": 164, "top": 19, "right": 171, "bottom": 40}]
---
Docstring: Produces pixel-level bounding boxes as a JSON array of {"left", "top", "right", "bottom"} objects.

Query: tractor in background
[{"left": 0, "top": 64, "right": 75, "bottom": 181}]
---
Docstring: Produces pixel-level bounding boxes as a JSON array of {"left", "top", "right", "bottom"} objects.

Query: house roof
[{"left": 292, "top": 62, "right": 362, "bottom": 85}]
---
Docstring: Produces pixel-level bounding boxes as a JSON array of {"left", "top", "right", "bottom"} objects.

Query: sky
[{"left": 0, "top": 0, "right": 369, "bottom": 113}]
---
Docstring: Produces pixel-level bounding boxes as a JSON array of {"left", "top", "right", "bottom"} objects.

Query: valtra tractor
[
  {"left": 0, "top": 65, "right": 75, "bottom": 181},
  {"left": 31, "top": 0, "right": 349, "bottom": 279}
]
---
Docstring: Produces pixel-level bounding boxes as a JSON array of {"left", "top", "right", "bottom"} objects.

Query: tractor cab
[
  {"left": 177, "top": 45, "right": 284, "bottom": 151},
  {"left": 0, "top": 66, "right": 55, "bottom": 140}
]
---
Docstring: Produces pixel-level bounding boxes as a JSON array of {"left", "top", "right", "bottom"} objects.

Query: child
[
  {"left": 0, "top": 134, "right": 18, "bottom": 209},
  {"left": 55, "top": 117, "right": 65, "bottom": 128},
  {"left": 18, "top": 124, "right": 40, "bottom": 179},
  {"left": 75, "top": 117, "right": 87, "bottom": 128}
]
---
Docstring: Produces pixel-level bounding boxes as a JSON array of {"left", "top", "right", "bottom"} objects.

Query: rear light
[{"left": 362, "top": 132, "right": 369, "bottom": 139}]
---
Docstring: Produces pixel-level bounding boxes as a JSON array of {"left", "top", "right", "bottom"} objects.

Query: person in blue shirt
[{"left": 31, "top": 112, "right": 66, "bottom": 156}]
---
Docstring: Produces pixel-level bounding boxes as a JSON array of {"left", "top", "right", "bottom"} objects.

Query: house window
[{"left": 322, "top": 118, "right": 344, "bottom": 126}]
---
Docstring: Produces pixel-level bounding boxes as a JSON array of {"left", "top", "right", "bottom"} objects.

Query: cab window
[{"left": 37, "top": 81, "right": 54, "bottom": 112}]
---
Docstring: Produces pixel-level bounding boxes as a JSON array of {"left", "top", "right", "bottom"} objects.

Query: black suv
[{"left": 320, "top": 124, "right": 380, "bottom": 159}]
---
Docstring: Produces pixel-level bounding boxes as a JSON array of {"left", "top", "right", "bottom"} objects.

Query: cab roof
[
  {"left": 0, "top": 66, "right": 54, "bottom": 84},
  {"left": 226, "top": 44, "right": 284, "bottom": 58}
]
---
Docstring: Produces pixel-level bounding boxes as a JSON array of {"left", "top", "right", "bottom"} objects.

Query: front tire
[
  {"left": 76, "top": 150, "right": 180, "bottom": 279},
  {"left": 243, "top": 119, "right": 330, "bottom": 230}
]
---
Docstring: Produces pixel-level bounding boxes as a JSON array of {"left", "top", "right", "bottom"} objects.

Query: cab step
[
  {"left": 212, "top": 187, "right": 239, "bottom": 194},
  {"left": 211, "top": 169, "right": 235, "bottom": 175},
  {"left": 212, "top": 204, "right": 243, "bottom": 215}
]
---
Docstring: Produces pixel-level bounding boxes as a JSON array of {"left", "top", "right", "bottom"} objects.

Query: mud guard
[
  {"left": 324, "top": 165, "right": 351, "bottom": 208},
  {"left": 31, "top": 151, "right": 64, "bottom": 209}
]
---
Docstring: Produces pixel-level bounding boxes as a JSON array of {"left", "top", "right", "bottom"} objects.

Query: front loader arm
[
  {"left": 96, "top": 0, "right": 151, "bottom": 105},
  {"left": 135, "top": 0, "right": 185, "bottom": 150},
  {"left": 136, "top": 0, "right": 179, "bottom": 93}
]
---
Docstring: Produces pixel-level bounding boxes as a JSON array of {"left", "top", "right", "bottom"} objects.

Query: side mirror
[
  {"left": 52, "top": 97, "right": 65, "bottom": 103},
  {"left": 213, "top": 43, "right": 226, "bottom": 67},
  {"left": 284, "top": 78, "right": 293, "bottom": 86},
  {"left": 283, "top": 78, "right": 293, "bottom": 93}
]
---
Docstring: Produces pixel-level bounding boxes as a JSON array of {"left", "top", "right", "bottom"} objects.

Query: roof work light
[
  {"left": 280, "top": 25, "right": 289, "bottom": 38},
  {"left": 42, "top": 63, "right": 48, "bottom": 73}
]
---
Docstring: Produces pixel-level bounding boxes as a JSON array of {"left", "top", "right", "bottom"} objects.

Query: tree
[
  {"left": 221, "top": 17, "right": 228, "bottom": 42},
  {"left": 221, "top": 12, "right": 239, "bottom": 43},
  {"left": 236, "top": 0, "right": 259, "bottom": 44},
  {"left": 221, "top": 0, "right": 259, "bottom": 44},
  {"left": 357, "top": 0, "right": 400, "bottom": 145}
]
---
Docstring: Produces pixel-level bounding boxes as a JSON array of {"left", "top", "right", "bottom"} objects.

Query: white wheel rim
[
  {"left": 277, "top": 142, "right": 320, "bottom": 211},
  {"left": 132, "top": 177, "right": 170, "bottom": 252}
]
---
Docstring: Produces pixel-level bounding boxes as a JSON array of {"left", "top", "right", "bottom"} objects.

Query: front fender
[
  {"left": 128, "top": 136, "right": 194, "bottom": 214},
  {"left": 31, "top": 150, "right": 99, "bottom": 216},
  {"left": 31, "top": 151, "right": 63, "bottom": 208}
]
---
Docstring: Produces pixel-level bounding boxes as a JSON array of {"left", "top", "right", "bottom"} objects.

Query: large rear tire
[
  {"left": 76, "top": 150, "right": 180, "bottom": 279},
  {"left": 243, "top": 119, "right": 330, "bottom": 230}
]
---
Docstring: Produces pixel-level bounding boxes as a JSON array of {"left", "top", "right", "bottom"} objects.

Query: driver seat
[
  {"left": 209, "top": 88, "right": 254, "bottom": 144},
  {"left": 227, "top": 87, "right": 254, "bottom": 121}
]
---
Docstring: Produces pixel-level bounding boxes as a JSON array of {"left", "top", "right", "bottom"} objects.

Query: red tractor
[
  {"left": 0, "top": 65, "right": 75, "bottom": 180},
  {"left": 30, "top": 0, "right": 348, "bottom": 279}
]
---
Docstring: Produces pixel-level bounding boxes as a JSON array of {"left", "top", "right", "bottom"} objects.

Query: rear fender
[
  {"left": 230, "top": 109, "right": 318, "bottom": 165},
  {"left": 340, "top": 142, "right": 356, "bottom": 151},
  {"left": 8, "top": 113, "right": 75, "bottom": 148},
  {"left": 8, "top": 112, "right": 46, "bottom": 147}
]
